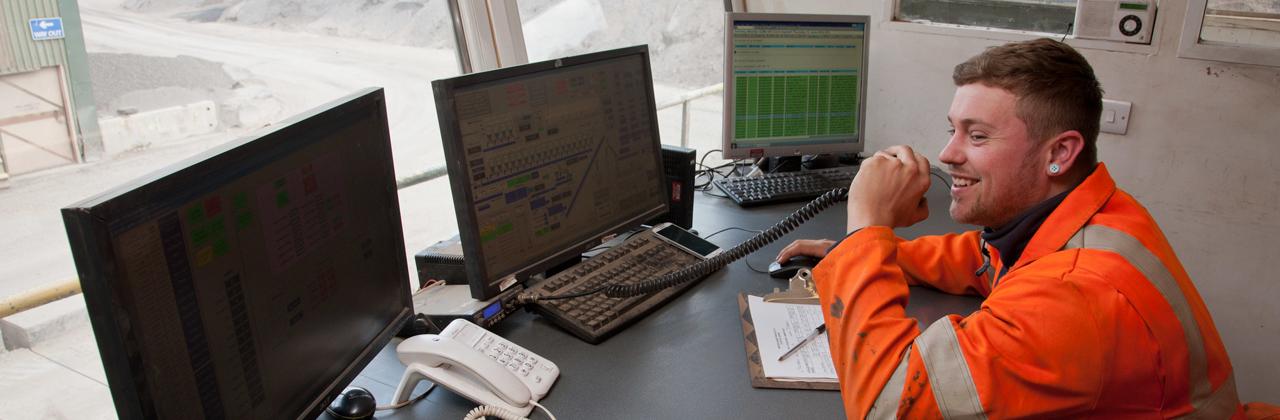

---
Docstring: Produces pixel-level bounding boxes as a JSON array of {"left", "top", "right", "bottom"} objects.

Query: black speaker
[{"left": 648, "top": 144, "right": 696, "bottom": 229}]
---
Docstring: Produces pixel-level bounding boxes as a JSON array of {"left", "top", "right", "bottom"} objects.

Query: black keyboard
[
  {"left": 713, "top": 166, "right": 857, "bottom": 207},
  {"left": 526, "top": 229, "right": 707, "bottom": 344}
]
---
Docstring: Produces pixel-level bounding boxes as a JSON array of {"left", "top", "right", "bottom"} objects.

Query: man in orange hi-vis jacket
[{"left": 776, "top": 38, "right": 1274, "bottom": 418}]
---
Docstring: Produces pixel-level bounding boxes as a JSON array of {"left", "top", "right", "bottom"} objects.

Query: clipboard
[{"left": 737, "top": 293, "right": 840, "bottom": 391}]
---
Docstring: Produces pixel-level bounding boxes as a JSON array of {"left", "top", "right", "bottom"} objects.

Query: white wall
[{"left": 749, "top": 0, "right": 1280, "bottom": 403}]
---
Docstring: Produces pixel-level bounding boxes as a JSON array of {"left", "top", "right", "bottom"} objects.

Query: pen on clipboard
[{"left": 777, "top": 324, "right": 827, "bottom": 362}]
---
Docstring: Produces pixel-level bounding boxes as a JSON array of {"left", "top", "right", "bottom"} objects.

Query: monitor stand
[
  {"left": 762, "top": 156, "right": 803, "bottom": 173},
  {"left": 762, "top": 154, "right": 853, "bottom": 172},
  {"left": 800, "top": 154, "right": 842, "bottom": 170}
]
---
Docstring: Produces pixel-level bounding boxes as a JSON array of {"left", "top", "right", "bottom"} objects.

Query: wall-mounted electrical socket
[{"left": 1101, "top": 99, "right": 1132, "bottom": 135}]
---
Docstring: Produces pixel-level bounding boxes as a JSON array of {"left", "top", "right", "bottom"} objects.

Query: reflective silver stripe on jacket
[
  {"left": 915, "top": 318, "right": 987, "bottom": 419},
  {"left": 867, "top": 344, "right": 911, "bottom": 420},
  {"left": 1065, "top": 224, "right": 1239, "bottom": 418}
]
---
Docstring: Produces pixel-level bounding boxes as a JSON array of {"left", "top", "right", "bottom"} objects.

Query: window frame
[
  {"left": 883, "top": 0, "right": 1158, "bottom": 55},
  {"left": 451, "top": 0, "right": 529, "bottom": 73},
  {"left": 1177, "top": 0, "right": 1280, "bottom": 67},
  {"left": 505, "top": 0, "right": 741, "bottom": 67}
]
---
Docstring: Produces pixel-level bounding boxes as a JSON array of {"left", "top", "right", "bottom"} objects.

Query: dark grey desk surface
[{"left": 342, "top": 172, "right": 981, "bottom": 419}]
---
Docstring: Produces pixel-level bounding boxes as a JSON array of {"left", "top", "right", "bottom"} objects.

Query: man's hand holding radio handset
[{"left": 775, "top": 145, "right": 933, "bottom": 264}]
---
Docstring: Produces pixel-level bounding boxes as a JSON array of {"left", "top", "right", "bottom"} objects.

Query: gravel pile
[
  {"left": 88, "top": 53, "right": 237, "bottom": 116},
  {"left": 87, "top": 52, "right": 275, "bottom": 130}
]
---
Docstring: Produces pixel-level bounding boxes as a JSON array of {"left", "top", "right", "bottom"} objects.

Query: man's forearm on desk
[{"left": 813, "top": 226, "right": 920, "bottom": 418}]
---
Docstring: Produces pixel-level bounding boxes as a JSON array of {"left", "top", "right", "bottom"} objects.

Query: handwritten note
[{"left": 747, "top": 295, "right": 837, "bottom": 381}]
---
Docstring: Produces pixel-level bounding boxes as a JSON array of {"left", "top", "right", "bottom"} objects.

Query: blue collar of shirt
[{"left": 980, "top": 187, "right": 1075, "bottom": 276}]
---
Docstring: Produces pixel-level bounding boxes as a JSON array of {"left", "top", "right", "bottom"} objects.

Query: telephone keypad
[
  {"left": 425, "top": 319, "right": 561, "bottom": 407},
  {"left": 447, "top": 320, "right": 554, "bottom": 391}
]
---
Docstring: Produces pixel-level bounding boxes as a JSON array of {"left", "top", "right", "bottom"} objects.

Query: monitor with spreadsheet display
[
  {"left": 62, "top": 88, "right": 413, "bottom": 419},
  {"left": 721, "top": 13, "right": 870, "bottom": 160},
  {"left": 434, "top": 45, "right": 669, "bottom": 300}
]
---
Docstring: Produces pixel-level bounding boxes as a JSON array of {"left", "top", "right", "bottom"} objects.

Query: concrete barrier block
[
  {"left": 99, "top": 100, "right": 219, "bottom": 156},
  {"left": 0, "top": 296, "right": 89, "bottom": 350}
]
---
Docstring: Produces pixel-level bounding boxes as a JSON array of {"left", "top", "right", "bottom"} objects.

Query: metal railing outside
[
  {"left": 0, "top": 279, "right": 81, "bottom": 319},
  {"left": 395, "top": 82, "right": 724, "bottom": 191},
  {"left": 655, "top": 83, "right": 723, "bottom": 148},
  {"left": 4, "top": 83, "right": 727, "bottom": 318}
]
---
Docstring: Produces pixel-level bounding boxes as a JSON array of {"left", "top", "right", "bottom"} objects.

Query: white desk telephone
[{"left": 392, "top": 319, "right": 560, "bottom": 418}]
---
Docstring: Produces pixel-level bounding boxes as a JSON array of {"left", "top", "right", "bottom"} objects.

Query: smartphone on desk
[
  {"left": 653, "top": 222, "right": 722, "bottom": 259},
  {"left": 392, "top": 319, "right": 560, "bottom": 417}
]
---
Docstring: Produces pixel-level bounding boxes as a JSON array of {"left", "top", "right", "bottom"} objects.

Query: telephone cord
[
  {"left": 601, "top": 187, "right": 847, "bottom": 297},
  {"left": 463, "top": 401, "right": 556, "bottom": 420},
  {"left": 523, "top": 169, "right": 937, "bottom": 300},
  {"left": 523, "top": 188, "right": 847, "bottom": 303}
]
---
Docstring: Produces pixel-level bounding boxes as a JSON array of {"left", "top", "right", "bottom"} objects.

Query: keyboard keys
[
  {"left": 528, "top": 229, "right": 710, "bottom": 343},
  {"left": 713, "top": 166, "right": 856, "bottom": 207}
]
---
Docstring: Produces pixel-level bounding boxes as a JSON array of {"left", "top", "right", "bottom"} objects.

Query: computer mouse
[
  {"left": 326, "top": 386, "right": 376, "bottom": 420},
  {"left": 768, "top": 255, "right": 823, "bottom": 279}
]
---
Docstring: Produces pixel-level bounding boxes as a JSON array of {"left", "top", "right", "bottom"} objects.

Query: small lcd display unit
[
  {"left": 722, "top": 13, "right": 870, "bottom": 160},
  {"left": 62, "top": 88, "right": 414, "bottom": 419},
  {"left": 434, "top": 45, "right": 670, "bottom": 300}
]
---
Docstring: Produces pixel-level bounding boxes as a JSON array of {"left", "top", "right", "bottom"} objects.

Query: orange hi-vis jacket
[{"left": 812, "top": 164, "right": 1243, "bottom": 418}]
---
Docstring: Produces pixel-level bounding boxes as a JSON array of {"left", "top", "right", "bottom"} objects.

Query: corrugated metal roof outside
[
  {"left": 0, "top": 3, "right": 12, "bottom": 71},
  {"left": 1, "top": 0, "right": 68, "bottom": 76}
]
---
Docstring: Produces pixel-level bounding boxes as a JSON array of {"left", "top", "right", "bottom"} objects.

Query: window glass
[
  {"left": 11, "top": 0, "right": 465, "bottom": 288},
  {"left": 897, "top": 0, "right": 1078, "bottom": 35},
  {"left": 1199, "top": 0, "right": 1280, "bottom": 48},
  {"left": 518, "top": 0, "right": 725, "bottom": 157},
  {"left": 83, "top": 0, "right": 459, "bottom": 175}
]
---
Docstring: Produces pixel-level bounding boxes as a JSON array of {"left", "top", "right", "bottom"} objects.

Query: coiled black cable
[
  {"left": 523, "top": 188, "right": 848, "bottom": 303},
  {"left": 604, "top": 187, "right": 847, "bottom": 297}
]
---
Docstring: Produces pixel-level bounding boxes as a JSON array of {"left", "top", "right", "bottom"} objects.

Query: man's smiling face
[{"left": 939, "top": 83, "right": 1052, "bottom": 228}]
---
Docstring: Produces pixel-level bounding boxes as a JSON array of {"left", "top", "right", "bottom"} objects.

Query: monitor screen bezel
[
  {"left": 62, "top": 88, "right": 414, "bottom": 420},
  {"left": 433, "top": 45, "right": 671, "bottom": 300},
  {"left": 721, "top": 12, "right": 871, "bottom": 160}
]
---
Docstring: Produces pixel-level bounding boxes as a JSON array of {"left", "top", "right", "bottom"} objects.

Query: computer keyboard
[
  {"left": 525, "top": 229, "right": 707, "bottom": 344},
  {"left": 713, "top": 166, "right": 858, "bottom": 207}
]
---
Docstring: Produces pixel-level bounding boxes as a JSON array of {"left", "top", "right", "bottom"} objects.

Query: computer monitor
[
  {"left": 721, "top": 13, "right": 870, "bottom": 160},
  {"left": 434, "top": 45, "right": 670, "bottom": 300},
  {"left": 62, "top": 88, "right": 413, "bottom": 419}
]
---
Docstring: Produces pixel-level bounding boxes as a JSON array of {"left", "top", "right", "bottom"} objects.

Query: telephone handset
[{"left": 392, "top": 319, "right": 560, "bottom": 418}]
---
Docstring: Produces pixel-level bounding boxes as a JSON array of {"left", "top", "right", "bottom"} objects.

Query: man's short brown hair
[{"left": 953, "top": 38, "right": 1103, "bottom": 178}]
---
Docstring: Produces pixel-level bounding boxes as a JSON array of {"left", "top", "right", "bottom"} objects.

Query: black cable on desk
[
  {"left": 743, "top": 259, "right": 770, "bottom": 274},
  {"left": 704, "top": 227, "right": 768, "bottom": 273},
  {"left": 702, "top": 226, "right": 762, "bottom": 240},
  {"left": 694, "top": 149, "right": 741, "bottom": 191},
  {"left": 694, "top": 162, "right": 735, "bottom": 190},
  {"left": 700, "top": 187, "right": 730, "bottom": 199}
]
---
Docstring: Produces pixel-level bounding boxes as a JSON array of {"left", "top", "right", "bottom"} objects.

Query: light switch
[{"left": 1101, "top": 99, "right": 1131, "bottom": 135}]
